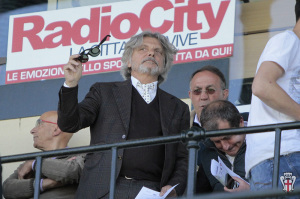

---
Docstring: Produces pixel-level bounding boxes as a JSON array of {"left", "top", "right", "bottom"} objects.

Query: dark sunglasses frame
[
  {"left": 76, "top": 35, "right": 111, "bottom": 63},
  {"left": 192, "top": 88, "right": 217, "bottom": 95}
]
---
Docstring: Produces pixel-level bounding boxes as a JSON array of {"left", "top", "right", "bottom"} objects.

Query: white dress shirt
[{"left": 131, "top": 76, "right": 158, "bottom": 104}]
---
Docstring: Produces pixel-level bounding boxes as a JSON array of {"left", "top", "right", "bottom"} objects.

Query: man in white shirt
[{"left": 246, "top": 0, "right": 300, "bottom": 191}]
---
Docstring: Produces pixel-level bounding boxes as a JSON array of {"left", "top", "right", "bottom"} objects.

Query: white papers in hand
[
  {"left": 135, "top": 184, "right": 178, "bottom": 199},
  {"left": 210, "top": 156, "right": 248, "bottom": 186}
]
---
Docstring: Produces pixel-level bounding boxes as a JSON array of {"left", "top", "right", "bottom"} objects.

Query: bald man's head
[{"left": 30, "top": 111, "right": 73, "bottom": 151}]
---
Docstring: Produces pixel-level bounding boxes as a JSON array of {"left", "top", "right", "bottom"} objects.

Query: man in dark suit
[
  {"left": 196, "top": 100, "right": 249, "bottom": 193},
  {"left": 57, "top": 31, "right": 190, "bottom": 199}
]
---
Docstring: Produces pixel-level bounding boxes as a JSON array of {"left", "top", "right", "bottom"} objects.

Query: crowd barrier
[{"left": 1, "top": 121, "right": 300, "bottom": 199}]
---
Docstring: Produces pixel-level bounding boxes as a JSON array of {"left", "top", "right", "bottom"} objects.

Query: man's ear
[
  {"left": 239, "top": 116, "right": 244, "bottom": 127},
  {"left": 53, "top": 126, "right": 62, "bottom": 136},
  {"left": 127, "top": 60, "right": 132, "bottom": 68},
  {"left": 223, "top": 89, "right": 229, "bottom": 99}
]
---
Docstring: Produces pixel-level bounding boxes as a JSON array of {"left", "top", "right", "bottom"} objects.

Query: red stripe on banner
[
  {"left": 5, "top": 58, "right": 122, "bottom": 84},
  {"left": 174, "top": 44, "right": 233, "bottom": 64},
  {"left": 5, "top": 44, "right": 233, "bottom": 84}
]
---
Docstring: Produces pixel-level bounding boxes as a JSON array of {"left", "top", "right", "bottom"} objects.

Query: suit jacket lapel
[
  {"left": 158, "top": 88, "right": 176, "bottom": 136},
  {"left": 158, "top": 88, "right": 178, "bottom": 186},
  {"left": 113, "top": 79, "right": 132, "bottom": 135}
]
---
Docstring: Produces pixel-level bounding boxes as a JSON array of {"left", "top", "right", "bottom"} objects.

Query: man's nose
[
  {"left": 148, "top": 49, "right": 155, "bottom": 57},
  {"left": 222, "top": 141, "right": 230, "bottom": 151},
  {"left": 30, "top": 127, "right": 36, "bottom": 134},
  {"left": 200, "top": 91, "right": 209, "bottom": 100}
]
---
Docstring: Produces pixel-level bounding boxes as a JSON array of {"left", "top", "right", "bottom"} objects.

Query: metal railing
[{"left": 1, "top": 121, "right": 300, "bottom": 199}]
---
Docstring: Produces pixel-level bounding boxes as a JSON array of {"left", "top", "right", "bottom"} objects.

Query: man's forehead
[
  {"left": 142, "top": 36, "right": 160, "bottom": 44},
  {"left": 192, "top": 84, "right": 215, "bottom": 89},
  {"left": 39, "top": 114, "right": 48, "bottom": 121},
  {"left": 190, "top": 71, "right": 222, "bottom": 87},
  {"left": 210, "top": 136, "right": 224, "bottom": 142},
  {"left": 135, "top": 37, "right": 163, "bottom": 50},
  {"left": 210, "top": 135, "right": 231, "bottom": 142},
  {"left": 40, "top": 112, "right": 57, "bottom": 122}
]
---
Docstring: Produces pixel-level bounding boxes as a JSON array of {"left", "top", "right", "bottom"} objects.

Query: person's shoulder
[
  {"left": 236, "top": 141, "right": 246, "bottom": 157},
  {"left": 159, "top": 89, "right": 186, "bottom": 104},
  {"left": 268, "top": 30, "right": 297, "bottom": 45},
  {"left": 200, "top": 140, "right": 215, "bottom": 156},
  {"left": 271, "top": 30, "right": 291, "bottom": 38},
  {"left": 158, "top": 88, "right": 174, "bottom": 97}
]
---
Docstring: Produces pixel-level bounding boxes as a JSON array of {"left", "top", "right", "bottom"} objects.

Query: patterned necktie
[{"left": 137, "top": 82, "right": 155, "bottom": 103}]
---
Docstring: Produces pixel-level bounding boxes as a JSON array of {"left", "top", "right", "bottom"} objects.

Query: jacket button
[
  {"left": 122, "top": 135, "right": 126, "bottom": 139},
  {"left": 118, "top": 156, "right": 122, "bottom": 160}
]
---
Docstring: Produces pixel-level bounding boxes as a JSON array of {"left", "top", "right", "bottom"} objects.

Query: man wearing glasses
[
  {"left": 188, "top": 65, "right": 229, "bottom": 192},
  {"left": 3, "top": 111, "right": 85, "bottom": 199},
  {"left": 57, "top": 31, "right": 189, "bottom": 199},
  {"left": 189, "top": 65, "right": 229, "bottom": 128}
]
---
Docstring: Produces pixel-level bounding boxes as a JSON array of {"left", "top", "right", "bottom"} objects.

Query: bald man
[
  {"left": 189, "top": 65, "right": 229, "bottom": 127},
  {"left": 3, "top": 111, "right": 85, "bottom": 199}
]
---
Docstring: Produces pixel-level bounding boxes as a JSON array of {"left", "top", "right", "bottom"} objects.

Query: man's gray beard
[
  {"left": 132, "top": 62, "right": 164, "bottom": 76},
  {"left": 138, "top": 63, "right": 160, "bottom": 76}
]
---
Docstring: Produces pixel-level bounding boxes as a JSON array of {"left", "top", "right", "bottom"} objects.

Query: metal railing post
[
  {"left": 186, "top": 140, "right": 199, "bottom": 198},
  {"left": 185, "top": 127, "right": 204, "bottom": 198},
  {"left": 272, "top": 128, "right": 282, "bottom": 189},
  {"left": 34, "top": 156, "right": 42, "bottom": 199},
  {"left": 109, "top": 147, "right": 118, "bottom": 199}
]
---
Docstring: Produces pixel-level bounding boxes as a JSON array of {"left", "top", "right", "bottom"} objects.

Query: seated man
[
  {"left": 3, "top": 111, "right": 85, "bottom": 199},
  {"left": 196, "top": 100, "right": 249, "bottom": 193}
]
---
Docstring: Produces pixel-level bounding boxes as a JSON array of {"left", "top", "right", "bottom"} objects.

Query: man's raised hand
[{"left": 64, "top": 54, "right": 83, "bottom": 87}]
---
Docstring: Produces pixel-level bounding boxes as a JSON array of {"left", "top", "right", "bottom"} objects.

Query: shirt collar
[
  {"left": 131, "top": 76, "right": 158, "bottom": 90},
  {"left": 194, "top": 113, "right": 201, "bottom": 126}
]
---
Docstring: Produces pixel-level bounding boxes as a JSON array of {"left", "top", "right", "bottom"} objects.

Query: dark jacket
[
  {"left": 196, "top": 139, "right": 247, "bottom": 193},
  {"left": 58, "top": 79, "right": 190, "bottom": 199}
]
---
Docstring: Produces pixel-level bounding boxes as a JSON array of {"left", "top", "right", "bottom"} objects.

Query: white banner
[{"left": 6, "top": 0, "right": 236, "bottom": 84}]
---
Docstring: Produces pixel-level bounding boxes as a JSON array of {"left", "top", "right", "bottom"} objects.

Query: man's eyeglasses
[
  {"left": 76, "top": 35, "right": 111, "bottom": 63},
  {"left": 35, "top": 119, "right": 57, "bottom": 128},
  {"left": 192, "top": 88, "right": 217, "bottom": 95}
]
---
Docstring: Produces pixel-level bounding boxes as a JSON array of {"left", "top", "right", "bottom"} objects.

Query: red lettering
[
  {"left": 140, "top": 0, "right": 173, "bottom": 34},
  {"left": 10, "top": 0, "right": 231, "bottom": 52},
  {"left": 100, "top": 6, "right": 112, "bottom": 41},
  {"left": 110, "top": 13, "right": 139, "bottom": 39},
  {"left": 12, "top": 16, "right": 44, "bottom": 52},
  {"left": 186, "top": 0, "right": 203, "bottom": 32},
  {"left": 173, "top": 1, "right": 187, "bottom": 32},
  {"left": 44, "top": 22, "right": 72, "bottom": 48},
  {"left": 201, "top": 0, "right": 230, "bottom": 39},
  {"left": 72, "top": 7, "right": 100, "bottom": 44}
]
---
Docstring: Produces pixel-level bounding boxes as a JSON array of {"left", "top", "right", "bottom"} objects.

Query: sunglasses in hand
[{"left": 76, "top": 35, "right": 111, "bottom": 63}]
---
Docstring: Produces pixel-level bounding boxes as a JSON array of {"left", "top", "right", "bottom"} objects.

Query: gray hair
[{"left": 120, "top": 31, "right": 178, "bottom": 84}]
